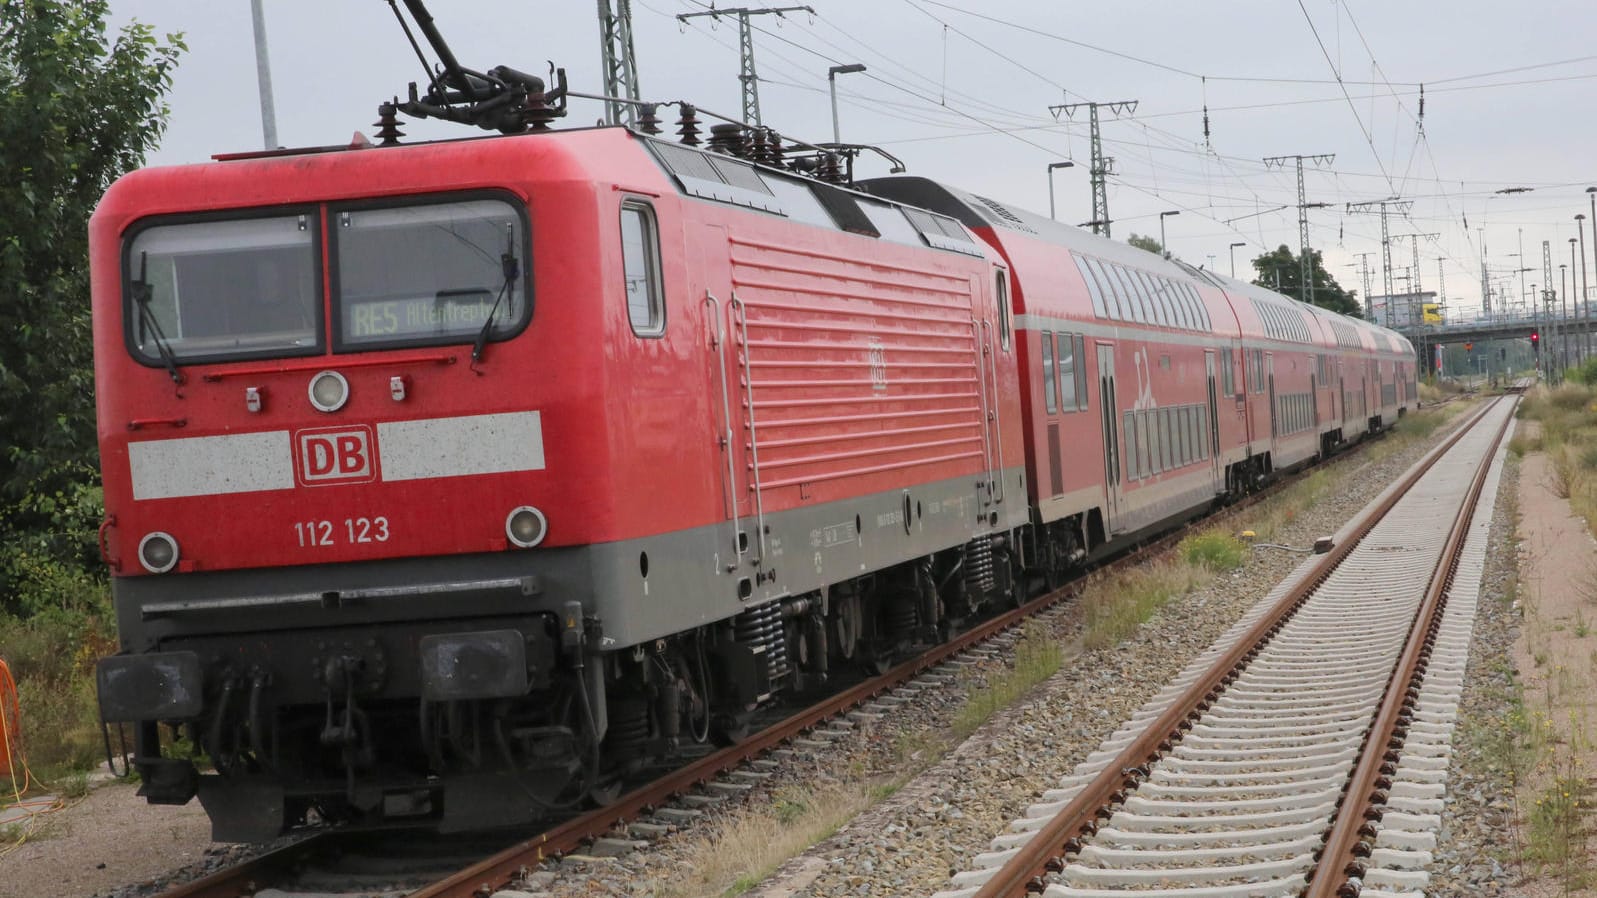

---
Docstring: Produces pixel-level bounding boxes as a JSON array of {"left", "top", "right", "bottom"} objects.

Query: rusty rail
[
  {"left": 1306, "top": 396, "right": 1513, "bottom": 897},
  {"left": 151, "top": 402, "right": 1479, "bottom": 898}
]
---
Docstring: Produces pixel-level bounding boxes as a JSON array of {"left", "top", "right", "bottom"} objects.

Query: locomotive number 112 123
[{"left": 295, "top": 517, "right": 391, "bottom": 547}]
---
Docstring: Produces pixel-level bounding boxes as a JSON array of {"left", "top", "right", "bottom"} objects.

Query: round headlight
[
  {"left": 138, "top": 532, "right": 179, "bottom": 574},
  {"left": 506, "top": 506, "right": 548, "bottom": 548},
  {"left": 308, "top": 370, "right": 350, "bottom": 412}
]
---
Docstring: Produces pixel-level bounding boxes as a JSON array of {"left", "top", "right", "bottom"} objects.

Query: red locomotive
[{"left": 91, "top": 11, "right": 1414, "bottom": 840}]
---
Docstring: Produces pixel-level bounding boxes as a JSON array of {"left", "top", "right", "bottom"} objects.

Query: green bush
[
  {"left": 0, "top": 614, "right": 116, "bottom": 777},
  {"left": 1180, "top": 531, "right": 1248, "bottom": 572},
  {"left": 1570, "top": 356, "right": 1597, "bottom": 386}
]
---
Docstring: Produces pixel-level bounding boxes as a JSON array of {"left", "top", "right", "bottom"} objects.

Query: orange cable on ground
[{"left": 0, "top": 658, "right": 27, "bottom": 800}]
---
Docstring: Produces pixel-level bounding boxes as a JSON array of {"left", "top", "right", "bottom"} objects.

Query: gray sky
[{"left": 111, "top": 1, "right": 1597, "bottom": 319}]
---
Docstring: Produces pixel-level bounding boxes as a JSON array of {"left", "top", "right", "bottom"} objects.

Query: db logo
[{"left": 295, "top": 426, "right": 377, "bottom": 486}]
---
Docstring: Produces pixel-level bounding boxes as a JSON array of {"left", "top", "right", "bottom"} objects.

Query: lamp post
[
  {"left": 1159, "top": 210, "right": 1180, "bottom": 259},
  {"left": 827, "top": 63, "right": 866, "bottom": 146},
  {"left": 1229, "top": 242, "right": 1245, "bottom": 279},
  {"left": 1561, "top": 262, "right": 1569, "bottom": 371},
  {"left": 1572, "top": 233, "right": 1583, "bottom": 367},
  {"left": 1046, "top": 161, "right": 1075, "bottom": 221},
  {"left": 1586, "top": 188, "right": 1596, "bottom": 361}
]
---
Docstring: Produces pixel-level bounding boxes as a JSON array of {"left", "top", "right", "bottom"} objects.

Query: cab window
[
  {"left": 621, "top": 200, "right": 665, "bottom": 336},
  {"left": 124, "top": 211, "right": 322, "bottom": 364}
]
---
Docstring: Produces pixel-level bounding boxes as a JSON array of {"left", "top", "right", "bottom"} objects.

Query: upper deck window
[
  {"left": 333, "top": 197, "right": 529, "bottom": 350},
  {"left": 124, "top": 212, "right": 322, "bottom": 365}
]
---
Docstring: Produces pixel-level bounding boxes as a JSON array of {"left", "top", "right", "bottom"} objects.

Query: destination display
[{"left": 343, "top": 290, "right": 495, "bottom": 342}]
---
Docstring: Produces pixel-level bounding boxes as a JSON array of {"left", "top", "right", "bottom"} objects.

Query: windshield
[
  {"left": 124, "top": 213, "right": 321, "bottom": 363},
  {"left": 333, "top": 198, "right": 529, "bottom": 349}
]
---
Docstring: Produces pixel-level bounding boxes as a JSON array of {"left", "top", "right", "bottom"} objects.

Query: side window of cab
[{"left": 621, "top": 199, "right": 664, "bottom": 337}]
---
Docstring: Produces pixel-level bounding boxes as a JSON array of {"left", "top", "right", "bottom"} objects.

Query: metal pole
[
  {"left": 1563, "top": 263, "right": 1570, "bottom": 371},
  {"left": 1047, "top": 161, "right": 1074, "bottom": 222},
  {"left": 829, "top": 72, "right": 839, "bottom": 145},
  {"left": 678, "top": 5, "right": 815, "bottom": 127},
  {"left": 1577, "top": 185, "right": 1590, "bottom": 359},
  {"left": 1159, "top": 210, "right": 1179, "bottom": 259},
  {"left": 1581, "top": 211, "right": 1592, "bottom": 367},
  {"left": 1572, "top": 235, "right": 1582, "bottom": 368},
  {"left": 250, "top": 0, "right": 278, "bottom": 150},
  {"left": 1229, "top": 242, "right": 1244, "bottom": 279}
]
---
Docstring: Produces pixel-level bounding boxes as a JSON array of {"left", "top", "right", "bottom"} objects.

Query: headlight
[
  {"left": 308, "top": 370, "right": 349, "bottom": 412},
  {"left": 138, "top": 532, "right": 179, "bottom": 573},
  {"left": 505, "top": 506, "right": 548, "bottom": 548}
]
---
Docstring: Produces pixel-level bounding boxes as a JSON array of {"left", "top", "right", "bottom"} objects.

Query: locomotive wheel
[
  {"left": 588, "top": 775, "right": 625, "bottom": 807},
  {"left": 710, "top": 711, "right": 753, "bottom": 746},
  {"left": 832, "top": 591, "right": 863, "bottom": 660}
]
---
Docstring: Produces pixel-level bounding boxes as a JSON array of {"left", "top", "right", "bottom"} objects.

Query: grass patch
[
  {"left": 950, "top": 623, "right": 1064, "bottom": 739},
  {"left": 0, "top": 614, "right": 117, "bottom": 783},
  {"left": 1524, "top": 772, "right": 1595, "bottom": 885},
  {"left": 659, "top": 781, "right": 880, "bottom": 897},
  {"left": 1179, "top": 531, "right": 1248, "bottom": 572},
  {"left": 1081, "top": 561, "right": 1207, "bottom": 652}
]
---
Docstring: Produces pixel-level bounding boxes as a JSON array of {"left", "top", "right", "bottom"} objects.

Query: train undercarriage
[{"left": 111, "top": 533, "right": 1032, "bottom": 841}]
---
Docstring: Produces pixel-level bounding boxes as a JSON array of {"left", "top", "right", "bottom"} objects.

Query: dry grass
[
  {"left": 1518, "top": 383, "right": 1597, "bottom": 537},
  {"left": 951, "top": 622, "right": 1064, "bottom": 739},
  {"left": 1080, "top": 560, "right": 1209, "bottom": 652},
  {"left": 657, "top": 781, "right": 884, "bottom": 896}
]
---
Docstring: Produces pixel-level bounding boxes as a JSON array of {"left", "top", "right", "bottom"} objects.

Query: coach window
[
  {"left": 1074, "top": 335, "right": 1088, "bottom": 408},
  {"left": 1075, "top": 256, "right": 1107, "bottom": 318},
  {"left": 995, "top": 269, "right": 1012, "bottom": 351},
  {"left": 621, "top": 200, "right": 665, "bottom": 336},
  {"left": 1085, "top": 257, "right": 1120, "bottom": 320},
  {"left": 1057, "top": 333, "right": 1076, "bottom": 412},
  {"left": 1042, "top": 331, "right": 1057, "bottom": 414}
]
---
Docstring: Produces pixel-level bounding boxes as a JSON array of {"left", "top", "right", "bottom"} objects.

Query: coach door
[
  {"left": 1096, "top": 344, "right": 1122, "bottom": 530},
  {"left": 1205, "top": 350, "right": 1221, "bottom": 483},
  {"left": 1266, "top": 352, "right": 1277, "bottom": 441}
]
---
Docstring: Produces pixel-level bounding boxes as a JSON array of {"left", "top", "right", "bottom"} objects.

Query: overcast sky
[{"left": 110, "top": 1, "right": 1597, "bottom": 320}]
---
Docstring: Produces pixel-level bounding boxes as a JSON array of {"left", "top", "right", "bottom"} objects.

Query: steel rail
[
  {"left": 970, "top": 396, "right": 1502, "bottom": 897},
  {"left": 151, "top": 832, "right": 333, "bottom": 898},
  {"left": 148, "top": 403, "right": 1473, "bottom": 898},
  {"left": 410, "top": 416, "right": 1466, "bottom": 898},
  {"left": 1306, "top": 396, "right": 1513, "bottom": 897}
]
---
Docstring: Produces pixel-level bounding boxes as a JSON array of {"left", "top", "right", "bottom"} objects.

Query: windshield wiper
[
  {"left": 132, "top": 251, "right": 183, "bottom": 384},
  {"left": 471, "top": 232, "right": 519, "bottom": 365}
]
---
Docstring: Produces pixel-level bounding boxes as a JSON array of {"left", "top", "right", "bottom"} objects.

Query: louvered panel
[{"left": 730, "top": 238, "right": 986, "bottom": 493}]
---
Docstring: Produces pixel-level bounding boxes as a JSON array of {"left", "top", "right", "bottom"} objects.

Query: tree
[
  {"left": 1249, "top": 244, "right": 1362, "bottom": 318},
  {"left": 1127, "top": 233, "right": 1164, "bottom": 256},
  {"left": 0, "top": 1, "right": 184, "bottom": 577}
]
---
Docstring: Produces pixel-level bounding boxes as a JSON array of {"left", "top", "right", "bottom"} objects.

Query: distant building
[{"left": 1369, "top": 291, "right": 1439, "bottom": 328}]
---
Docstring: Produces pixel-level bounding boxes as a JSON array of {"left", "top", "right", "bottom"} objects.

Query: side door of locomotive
[{"left": 696, "top": 223, "right": 754, "bottom": 570}]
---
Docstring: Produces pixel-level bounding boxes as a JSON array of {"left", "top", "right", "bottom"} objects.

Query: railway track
[
  {"left": 935, "top": 394, "right": 1515, "bottom": 898},
  {"left": 144, "top": 400, "right": 1489, "bottom": 898}
]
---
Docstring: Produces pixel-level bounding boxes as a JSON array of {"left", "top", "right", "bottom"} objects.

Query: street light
[
  {"left": 1229, "top": 242, "right": 1246, "bottom": 278},
  {"left": 1159, "top": 210, "right": 1180, "bottom": 259},
  {"left": 1046, "top": 161, "right": 1075, "bottom": 221},
  {"left": 1572, "top": 232, "right": 1583, "bottom": 366},
  {"left": 827, "top": 63, "right": 866, "bottom": 145},
  {"left": 1586, "top": 188, "right": 1597, "bottom": 361}
]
